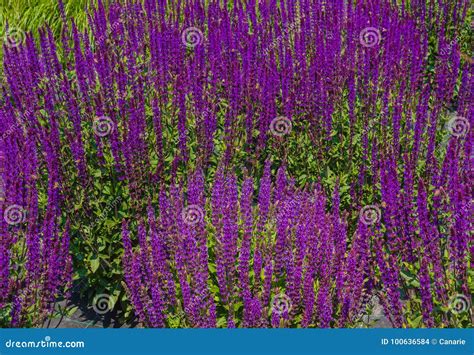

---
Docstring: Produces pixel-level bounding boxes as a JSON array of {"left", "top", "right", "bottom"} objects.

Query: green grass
[
  {"left": 0, "top": 0, "right": 93, "bottom": 33},
  {"left": 0, "top": 0, "right": 100, "bottom": 60}
]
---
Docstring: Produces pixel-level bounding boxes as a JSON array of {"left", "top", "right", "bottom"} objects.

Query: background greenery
[{"left": 0, "top": 0, "right": 91, "bottom": 34}]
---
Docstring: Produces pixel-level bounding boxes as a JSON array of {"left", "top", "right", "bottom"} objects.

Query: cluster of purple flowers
[
  {"left": 0, "top": 0, "right": 471, "bottom": 327},
  {"left": 0, "top": 114, "right": 71, "bottom": 327},
  {"left": 122, "top": 165, "right": 367, "bottom": 327},
  {"left": 121, "top": 158, "right": 470, "bottom": 328}
]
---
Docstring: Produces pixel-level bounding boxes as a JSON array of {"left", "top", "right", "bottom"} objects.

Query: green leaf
[
  {"left": 66, "top": 306, "right": 79, "bottom": 317},
  {"left": 90, "top": 257, "right": 100, "bottom": 273},
  {"left": 216, "top": 317, "right": 227, "bottom": 327},
  {"left": 407, "top": 314, "right": 423, "bottom": 327}
]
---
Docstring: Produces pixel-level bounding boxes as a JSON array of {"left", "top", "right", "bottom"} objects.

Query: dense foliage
[
  {"left": 0, "top": 0, "right": 472, "bottom": 328},
  {"left": 0, "top": 0, "right": 92, "bottom": 48}
]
